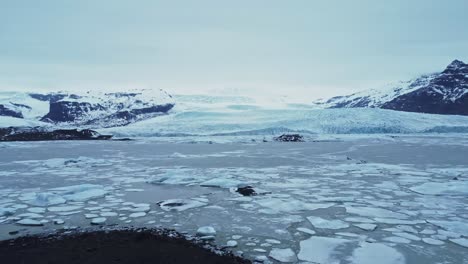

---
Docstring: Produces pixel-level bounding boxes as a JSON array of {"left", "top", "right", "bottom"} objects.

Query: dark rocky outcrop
[
  {"left": 274, "top": 134, "right": 305, "bottom": 142},
  {"left": 236, "top": 186, "right": 257, "bottom": 196},
  {"left": 381, "top": 60, "right": 468, "bottom": 115},
  {"left": 0, "top": 127, "right": 112, "bottom": 141},
  {"left": 316, "top": 60, "right": 468, "bottom": 116},
  {"left": 0, "top": 105, "right": 23, "bottom": 118},
  {"left": 0, "top": 229, "right": 251, "bottom": 264}
]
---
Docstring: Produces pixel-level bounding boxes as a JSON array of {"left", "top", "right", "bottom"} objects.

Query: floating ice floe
[
  {"left": 269, "top": 248, "right": 297, "bottom": 263},
  {"left": 100, "top": 212, "right": 118, "bottom": 217},
  {"left": 410, "top": 181, "right": 468, "bottom": 196},
  {"left": 16, "top": 218, "right": 43, "bottom": 226},
  {"left": 0, "top": 207, "right": 16, "bottom": 216},
  {"left": 383, "top": 236, "right": 411, "bottom": 244},
  {"left": 296, "top": 227, "right": 316, "bottom": 235},
  {"left": 196, "top": 226, "right": 216, "bottom": 236},
  {"left": 23, "top": 192, "right": 66, "bottom": 207},
  {"left": 225, "top": 240, "right": 238, "bottom": 247},
  {"left": 91, "top": 217, "right": 106, "bottom": 225},
  {"left": 450, "top": 238, "right": 468, "bottom": 248},
  {"left": 17, "top": 213, "right": 43, "bottom": 219},
  {"left": 85, "top": 213, "right": 98, "bottom": 219},
  {"left": 307, "top": 216, "right": 350, "bottom": 229},
  {"left": 52, "top": 184, "right": 108, "bottom": 202},
  {"left": 200, "top": 177, "right": 245, "bottom": 188},
  {"left": 298, "top": 236, "right": 350, "bottom": 263},
  {"left": 393, "top": 232, "right": 421, "bottom": 241},
  {"left": 27, "top": 207, "right": 46, "bottom": 213},
  {"left": 129, "top": 212, "right": 146, "bottom": 218},
  {"left": 350, "top": 242, "right": 405, "bottom": 264},
  {"left": 346, "top": 206, "right": 408, "bottom": 219},
  {"left": 255, "top": 198, "right": 334, "bottom": 214},
  {"left": 422, "top": 238, "right": 444, "bottom": 245},
  {"left": 147, "top": 170, "right": 199, "bottom": 185},
  {"left": 354, "top": 223, "right": 377, "bottom": 231},
  {"left": 158, "top": 199, "right": 207, "bottom": 212},
  {"left": 427, "top": 220, "right": 468, "bottom": 236},
  {"left": 48, "top": 205, "right": 82, "bottom": 212},
  {"left": 373, "top": 218, "right": 424, "bottom": 225},
  {"left": 20, "top": 185, "right": 108, "bottom": 207},
  {"left": 53, "top": 219, "right": 65, "bottom": 225}
]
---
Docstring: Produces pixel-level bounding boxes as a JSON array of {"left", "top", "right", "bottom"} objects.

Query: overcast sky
[{"left": 1, "top": 0, "right": 467, "bottom": 99}]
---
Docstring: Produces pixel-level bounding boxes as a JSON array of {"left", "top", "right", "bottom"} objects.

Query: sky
[{"left": 1, "top": 0, "right": 468, "bottom": 100}]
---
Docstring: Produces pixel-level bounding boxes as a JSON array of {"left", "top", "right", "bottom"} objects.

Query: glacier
[{"left": 101, "top": 103, "right": 468, "bottom": 137}]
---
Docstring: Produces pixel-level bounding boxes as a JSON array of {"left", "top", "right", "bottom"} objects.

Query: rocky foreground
[
  {"left": 0, "top": 127, "right": 112, "bottom": 141},
  {"left": 0, "top": 228, "right": 250, "bottom": 264}
]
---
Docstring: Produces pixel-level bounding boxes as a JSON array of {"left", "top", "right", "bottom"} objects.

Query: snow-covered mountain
[
  {"left": 0, "top": 89, "right": 174, "bottom": 128},
  {"left": 314, "top": 60, "right": 468, "bottom": 115}
]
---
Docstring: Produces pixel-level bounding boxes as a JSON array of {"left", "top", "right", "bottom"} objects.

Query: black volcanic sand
[{"left": 0, "top": 229, "right": 251, "bottom": 264}]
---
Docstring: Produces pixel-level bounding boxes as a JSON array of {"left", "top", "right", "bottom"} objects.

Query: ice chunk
[
  {"left": 255, "top": 198, "right": 334, "bottom": 214},
  {"left": 345, "top": 217, "right": 375, "bottom": 223},
  {"left": 226, "top": 240, "right": 238, "bottom": 247},
  {"left": 27, "top": 207, "right": 46, "bottom": 213},
  {"left": 0, "top": 207, "right": 16, "bottom": 216},
  {"left": 158, "top": 199, "right": 207, "bottom": 212},
  {"left": 350, "top": 242, "right": 405, "bottom": 264},
  {"left": 355, "top": 224, "right": 377, "bottom": 231},
  {"left": 298, "top": 236, "right": 350, "bottom": 263},
  {"left": 129, "top": 212, "right": 146, "bottom": 218},
  {"left": 393, "top": 232, "right": 421, "bottom": 241},
  {"left": 53, "top": 184, "right": 108, "bottom": 202},
  {"left": 85, "top": 213, "right": 99, "bottom": 219},
  {"left": 53, "top": 219, "right": 65, "bottom": 225},
  {"left": 196, "top": 226, "right": 216, "bottom": 236},
  {"left": 91, "top": 217, "right": 106, "bottom": 225},
  {"left": 269, "top": 248, "right": 297, "bottom": 263},
  {"left": 16, "top": 219, "right": 43, "bottom": 226},
  {"left": 265, "top": 239, "right": 281, "bottom": 244},
  {"left": 346, "top": 206, "right": 408, "bottom": 219},
  {"left": 17, "top": 213, "right": 43, "bottom": 219},
  {"left": 422, "top": 238, "right": 444, "bottom": 245},
  {"left": 427, "top": 220, "right": 468, "bottom": 236},
  {"left": 383, "top": 236, "right": 411, "bottom": 244},
  {"left": 48, "top": 205, "right": 82, "bottom": 212},
  {"left": 147, "top": 171, "right": 198, "bottom": 185},
  {"left": 374, "top": 218, "right": 424, "bottom": 225},
  {"left": 296, "top": 227, "right": 316, "bottom": 235},
  {"left": 450, "top": 238, "right": 468, "bottom": 248},
  {"left": 24, "top": 192, "right": 66, "bottom": 207},
  {"left": 307, "top": 216, "right": 349, "bottom": 229},
  {"left": 410, "top": 181, "right": 468, "bottom": 195},
  {"left": 100, "top": 212, "right": 118, "bottom": 217},
  {"left": 200, "top": 178, "right": 244, "bottom": 188}
]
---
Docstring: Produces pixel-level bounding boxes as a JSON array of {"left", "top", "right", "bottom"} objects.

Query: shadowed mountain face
[
  {"left": 381, "top": 60, "right": 468, "bottom": 115},
  {"left": 0, "top": 90, "right": 175, "bottom": 128},
  {"left": 0, "top": 105, "right": 23, "bottom": 118},
  {"left": 317, "top": 60, "right": 468, "bottom": 116}
]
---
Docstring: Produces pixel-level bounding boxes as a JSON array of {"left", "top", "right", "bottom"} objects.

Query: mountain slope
[
  {"left": 0, "top": 89, "right": 175, "bottom": 128},
  {"left": 315, "top": 60, "right": 468, "bottom": 115}
]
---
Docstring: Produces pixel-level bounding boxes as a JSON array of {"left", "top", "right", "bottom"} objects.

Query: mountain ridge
[
  {"left": 0, "top": 89, "right": 175, "bottom": 128},
  {"left": 314, "top": 60, "right": 468, "bottom": 115}
]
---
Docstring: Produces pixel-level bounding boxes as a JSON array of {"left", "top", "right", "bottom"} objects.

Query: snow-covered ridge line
[
  {"left": 314, "top": 59, "right": 468, "bottom": 116},
  {"left": 0, "top": 89, "right": 175, "bottom": 128}
]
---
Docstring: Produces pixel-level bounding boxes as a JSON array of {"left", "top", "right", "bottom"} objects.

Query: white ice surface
[
  {"left": 269, "top": 248, "right": 297, "bottom": 263},
  {"left": 298, "top": 236, "right": 351, "bottom": 263},
  {"left": 307, "top": 216, "right": 350, "bottom": 229},
  {"left": 350, "top": 242, "right": 405, "bottom": 264},
  {"left": 410, "top": 181, "right": 468, "bottom": 195}
]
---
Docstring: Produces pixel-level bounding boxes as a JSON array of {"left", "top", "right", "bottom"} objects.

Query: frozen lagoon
[{"left": 0, "top": 134, "right": 467, "bottom": 263}]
